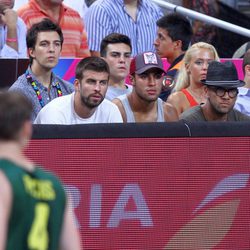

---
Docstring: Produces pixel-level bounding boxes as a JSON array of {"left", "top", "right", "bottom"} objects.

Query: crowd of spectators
[
  {"left": 0, "top": 0, "right": 249, "bottom": 124},
  {"left": 1, "top": 1, "right": 250, "bottom": 247}
]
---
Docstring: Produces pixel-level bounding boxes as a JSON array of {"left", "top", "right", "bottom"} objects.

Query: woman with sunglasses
[{"left": 167, "top": 42, "right": 219, "bottom": 116}]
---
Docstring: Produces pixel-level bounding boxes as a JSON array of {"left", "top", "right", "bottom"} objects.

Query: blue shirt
[
  {"left": 85, "top": 0, "right": 163, "bottom": 56},
  {"left": 0, "top": 17, "right": 27, "bottom": 58},
  {"left": 234, "top": 87, "right": 250, "bottom": 116}
]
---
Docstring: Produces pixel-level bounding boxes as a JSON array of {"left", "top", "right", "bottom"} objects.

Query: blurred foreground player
[{"left": 0, "top": 91, "right": 81, "bottom": 250}]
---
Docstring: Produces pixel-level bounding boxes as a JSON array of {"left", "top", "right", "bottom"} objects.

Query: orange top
[
  {"left": 170, "top": 60, "right": 183, "bottom": 71},
  {"left": 18, "top": 0, "right": 90, "bottom": 58},
  {"left": 181, "top": 89, "right": 198, "bottom": 107}
]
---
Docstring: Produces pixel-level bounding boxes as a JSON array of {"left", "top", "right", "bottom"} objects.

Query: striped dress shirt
[
  {"left": 85, "top": 0, "right": 163, "bottom": 56},
  {"left": 18, "top": 0, "right": 90, "bottom": 58}
]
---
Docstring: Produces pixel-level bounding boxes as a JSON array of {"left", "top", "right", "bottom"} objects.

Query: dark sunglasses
[{"left": 208, "top": 86, "right": 238, "bottom": 98}]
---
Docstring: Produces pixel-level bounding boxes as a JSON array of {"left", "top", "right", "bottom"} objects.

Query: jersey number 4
[{"left": 28, "top": 202, "right": 50, "bottom": 250}]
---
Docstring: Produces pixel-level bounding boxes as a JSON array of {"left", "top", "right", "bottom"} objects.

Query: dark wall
[
  {"left": 32, "top": 122, "right": 250, "bottom": 139},
  {"left": 0, "top": 59, "right": 29, "bottom": 89}
]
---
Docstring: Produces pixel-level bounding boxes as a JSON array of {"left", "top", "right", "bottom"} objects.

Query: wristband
[{"left": 6, "top": 38, "right": 17, "bottom": 42}]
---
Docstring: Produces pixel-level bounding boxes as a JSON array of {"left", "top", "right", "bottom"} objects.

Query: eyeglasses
[{"left": 208, "top": 86, "right": 238, "bottom": 98}]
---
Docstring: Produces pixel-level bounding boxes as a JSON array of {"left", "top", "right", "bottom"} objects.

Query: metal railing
[{"left": 152, "top": 0, "right": 250, "bottom": 38}]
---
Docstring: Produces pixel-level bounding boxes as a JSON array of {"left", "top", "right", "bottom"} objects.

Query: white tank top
[{"left": 117, "top": 94, "right": 165, "bottom": 122}]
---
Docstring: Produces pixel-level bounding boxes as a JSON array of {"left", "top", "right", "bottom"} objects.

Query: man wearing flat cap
[
  {"left": 180, "top": 61, "right": 250, "bottom": 121},
  {"left": 113, "top": 51, "right": 179, "bottom": 122}
]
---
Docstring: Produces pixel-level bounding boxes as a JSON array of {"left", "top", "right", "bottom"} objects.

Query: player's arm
[
  {"left": 59, "top": 197, "right": 82, "bottom": 250},
  {"left": 0, "top": 171, "right": 12, "bottom": 250}
]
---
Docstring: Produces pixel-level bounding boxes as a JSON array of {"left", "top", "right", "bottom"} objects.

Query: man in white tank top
[{"left": 113, "top": 52, "right": 178, "bottom": 122}]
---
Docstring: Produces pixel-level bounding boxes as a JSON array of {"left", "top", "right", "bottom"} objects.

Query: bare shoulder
[
  {"left": 0, "top": 170, "right": 12, "bottom": 249},
  {"left": 163, "top": 102, "right": 179, "bottom": 122},
  {"left": 112, "top": 98, "right": 127, "bottom": 122},
  {"left": 167, "top": 91, "right": 189, "bottom": 116},
  {"left": 167, "top": 91, "right": 187, "bottom": 105},
  {"left": 112, "top": 98, "right": 122, "bottom": 106},
  {"left": 0, "top": 170, "right": 12, "bottom": 204}
]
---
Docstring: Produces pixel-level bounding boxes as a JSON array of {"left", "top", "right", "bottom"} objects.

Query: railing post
[{"left": 152, "top": 0, "right": 250, "bottom": 38}]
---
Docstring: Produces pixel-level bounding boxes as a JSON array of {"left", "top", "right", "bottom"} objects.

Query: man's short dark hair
[
  {"left": 100, "top": 33, "right": 132, "bottom": 57},
  {"left": 0, "top": 92, "right": 32, "bottom": 140},
  {"left": 156, "top": 13, "right": 193, "bottom": 51},
  {"left": 242, "top": 50, "right": 250, "bottom": 74},
  {"left": 75, "top": 57, "right": 110, "bottom": 81},
  {"left": 26, "top": 18, "right": 64, "bottom": 63}
]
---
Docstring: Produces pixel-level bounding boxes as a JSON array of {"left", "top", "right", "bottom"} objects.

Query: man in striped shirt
[
  {"left": 85, "top": 0, "right": 163, "bottom": 57},
  {"left": 17, "top": 0, "right": 90, "bottom": 58}
]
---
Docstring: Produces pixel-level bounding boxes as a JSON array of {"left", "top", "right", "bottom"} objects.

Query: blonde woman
[{"left": 167, "top": 42, "right": 219, "bottom": 115}]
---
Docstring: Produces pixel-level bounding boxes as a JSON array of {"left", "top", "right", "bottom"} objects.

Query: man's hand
[
  {"left": 0, "top": 9, "right": 17, "bottom": 28},
  {"left": 0, "top": 8, "right": 18, "bottom": 52}
]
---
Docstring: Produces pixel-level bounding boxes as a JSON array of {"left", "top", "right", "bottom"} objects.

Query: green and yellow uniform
[{"left": 0, "top": 159, "right": 66, "bottom": 250}]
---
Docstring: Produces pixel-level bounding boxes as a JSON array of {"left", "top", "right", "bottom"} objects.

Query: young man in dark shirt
[{"left": 154, "top": 13, "right": 193, "bottom": 101}]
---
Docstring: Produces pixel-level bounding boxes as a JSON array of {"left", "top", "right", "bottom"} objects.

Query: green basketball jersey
[{"left": 0, "top": 159, "right": 66, "bottom": 250}]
